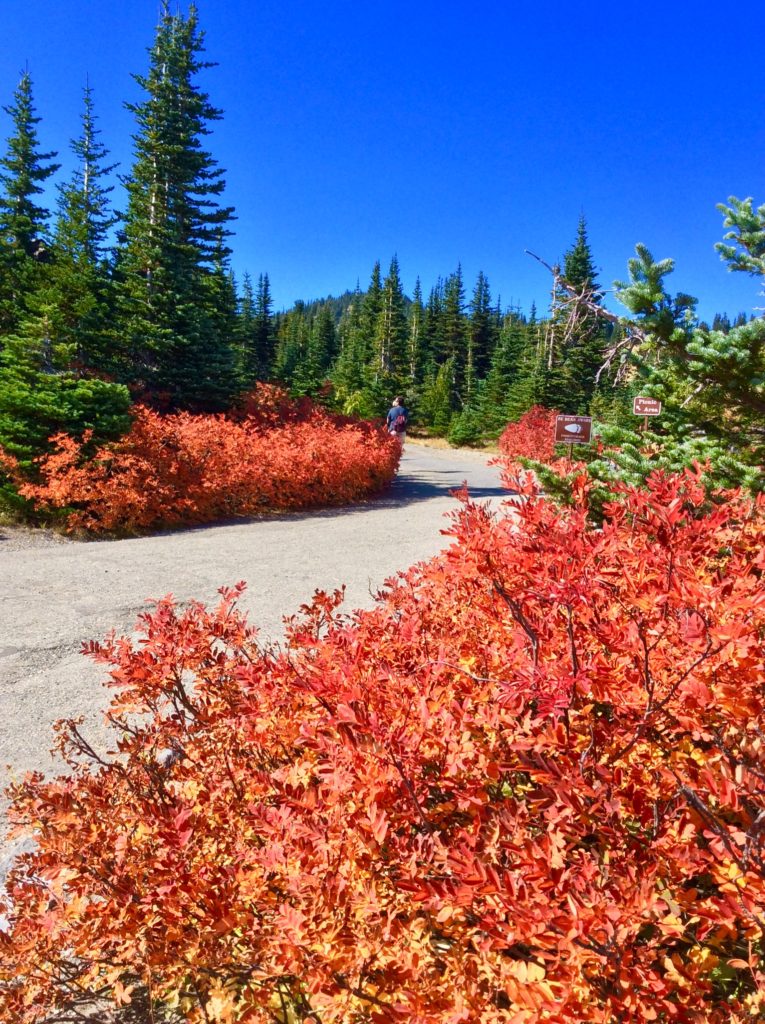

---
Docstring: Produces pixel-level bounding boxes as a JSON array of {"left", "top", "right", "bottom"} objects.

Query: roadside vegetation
[{"left": 2, "top": 4, "right": 765, "bottom": 1021}]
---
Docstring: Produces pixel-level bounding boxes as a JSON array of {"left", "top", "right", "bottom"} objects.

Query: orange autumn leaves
[
  {"left": 2, "top": 467, "right": 765, "bottom": 1021},
  {"left": 0, "top": 386, "right": 400, "bottom": 533},
  {"left": 497, "top": 405, "right": 560, "bottom": 468}
]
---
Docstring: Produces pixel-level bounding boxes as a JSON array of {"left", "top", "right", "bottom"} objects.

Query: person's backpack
[{"left": 392, "top": 413, "right": 407, "bottom": 433}]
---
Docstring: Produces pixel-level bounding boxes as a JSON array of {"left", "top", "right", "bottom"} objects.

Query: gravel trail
[{"left": 1, "top": 443, "right": 504, "bottom": 792}]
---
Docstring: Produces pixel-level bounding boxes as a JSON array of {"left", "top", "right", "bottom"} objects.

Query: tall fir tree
[
  {"left": 407, "top": 277, "right": 424, "bottom": 385},
  {"left": 0, "top": 70, "right": 60, "bottom": 335},
  {"left": 373, "top": 255, "right": 408, "bottom": 385},
  {"left": 0, "top": 70, "right": 130, "bottom": 481},
  {"left": 558, "top": 216, "right": 609, "bottom": 413},
  {"left": 115, "top": 3, "right": 237, "bottom": 410},
  {"left": 421, "top": 279, "right": 444, "bottom": 379},
  {"left": 253, "top": 272, "right": 276, "bottom": 378},
  {"left": 236, "top": 271, "right": 257, "bottom": 386},
  {"left": 531, "top": 217, "right": 606, "bottom": 413},
  {"left": 440, "top": 265, "right": 468, "bottom": 404},
  {"left": 360, "top": 260, "right": 383, "bottom": 352},
  {"left": 293, "top": 303, "right": 335, "bottom": 394},
  {"left": 466, "top": 270, "right": 496, "bottom": 400},
  {"left": 45, "top": 82, "right": 119, "bottom": 373},
  {"left": 332, "top": 286, "right": 369, "bottom": 412},
  {"left": 273, "top": 302, "right": 309, "bottom": 384}
]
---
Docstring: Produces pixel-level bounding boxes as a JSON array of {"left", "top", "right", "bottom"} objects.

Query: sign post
[
  {"left": 554, "top": 415, "right": 593, "bottom": 465},
  {"left": 632, "top": 396, "right": 662, "bottom": 432}
]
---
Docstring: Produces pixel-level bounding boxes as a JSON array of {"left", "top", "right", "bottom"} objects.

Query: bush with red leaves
[{"left": 4, "top": 388, "right": 399, "bottom": 534}]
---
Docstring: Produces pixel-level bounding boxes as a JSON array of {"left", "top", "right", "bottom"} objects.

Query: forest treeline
[{"left": 0, "top": 3, "right": 762, "bottom": 503}]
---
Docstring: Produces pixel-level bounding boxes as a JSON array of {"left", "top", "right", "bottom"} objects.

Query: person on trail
[{"left": 386, "top": 396, "right": 409, "bottom": 444}]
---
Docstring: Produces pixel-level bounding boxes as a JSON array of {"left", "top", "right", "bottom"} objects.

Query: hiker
[{"left": 386, "top": 396, "right": 409, "bottom": 443}]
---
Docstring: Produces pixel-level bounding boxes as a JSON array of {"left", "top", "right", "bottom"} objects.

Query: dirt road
[{"left": 1, "top": 443, "right": 505, "bottom": 789}]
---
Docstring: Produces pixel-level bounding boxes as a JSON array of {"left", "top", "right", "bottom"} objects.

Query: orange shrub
[
  {"left": 10, "top": 397, "right": 400, "bottom": 533},
  {"left": 497, "top": 405, "right": 559, "bottom": 476},
  {"left": 2, "top": 469, "right": 765, "bottom": 1021}
]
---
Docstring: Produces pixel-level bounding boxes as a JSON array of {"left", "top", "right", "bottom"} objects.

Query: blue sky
[{"left": 2, "top": 1, "right": 763, "bottom": 321}]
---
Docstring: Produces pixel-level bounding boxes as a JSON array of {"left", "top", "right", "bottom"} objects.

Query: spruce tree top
[{"left": 0, "top": 70, "right": 60, "bottom": 257}]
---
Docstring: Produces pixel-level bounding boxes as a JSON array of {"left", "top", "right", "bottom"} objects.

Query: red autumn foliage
[
  {"left": 497, "top": 405, "right": 560, "bottom": 476},
  {"left": 5, "top": 386, "right": 399, "bottom": 534},
  {"left": 2, "top": 469, "right": 765, "bottom": 1021}
]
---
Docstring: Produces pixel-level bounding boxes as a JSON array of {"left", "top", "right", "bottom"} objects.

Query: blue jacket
[{"left": 386, "top": 405, "right": 409, "bottom": 431}]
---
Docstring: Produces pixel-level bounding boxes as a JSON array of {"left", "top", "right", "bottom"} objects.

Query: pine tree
[
  {"left": 253, "top": 272, "right": 276, "bottom": 377},
  {"left": 559, "top": 216, "right": 609, "bottom": 413},
  {"left": 421, "top": 358, "right": 454, "bottom": 436},
  {"left": 466, "top": 270, "right": 496, "bottom": 400},
  {"left": 483, "top": 313, "right": 535, "bottom": 430},
  {"left": 545, "top": 210, "right": 765, "bottom": 500},
  {"left": 421, "top": 279, "right": 444, "bottom": 381},
  {"left": 115, "top": 3, "right": 236, "bottom": 409},
  {"left": 236, "top": 271, "right": 257, "bottom": 386},
  {"left": 360, "top": 261, "right": 383, "bottom": 346},
  {"left": 0, "top": 70, "right": 60, "bottom": 335},
  {"left": 44, "top": 82, "right": 118, "bottom": 374},
  {"left": 407, "top": 277, "right": 424, "bottom": 384},
  {"left": 440, "top": 265, "right": 468, "bottom": 403},
  {"left": 534, "top": 217, "right": 607, "bottom": 413},
  {"left": 332, "top": 287, "right": 369, "bottom": 412},
  {"left": 0, "top": 72, "right": 131, "bottom": 481},
  {"left": 292, "top": 303, "right": 335, "bottom": 394},
  {"left": 373, "top": 255, "right": 408, "bottom": 384},
  {"left": 273, "top": 302, "right": 309, "bottom": 384}
]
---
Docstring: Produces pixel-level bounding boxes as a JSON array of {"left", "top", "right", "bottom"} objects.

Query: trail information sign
[
  {"left": 554, "top": 415, "right": 592, "bottom": 444},
  {"left": 633, "top": 397, "right": 662, "bottom": 416}
]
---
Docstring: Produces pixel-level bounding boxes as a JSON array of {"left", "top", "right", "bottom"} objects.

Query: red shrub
[
  {"left": 3, "top": 469, "right": 765, "bottom": 1021},
  {"left": 10, "top": 400, "right": 400, "bottom": 533},
  {"left": 497, "top": 405, "right": 560, "bottom": 476},
  {"left": 231, "top": 382, "right": 317, "bottom": 428}
]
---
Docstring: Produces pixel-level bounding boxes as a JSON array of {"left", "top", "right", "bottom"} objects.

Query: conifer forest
[{"left": 1, "top": 3, "right": 762, "bottom": 517}]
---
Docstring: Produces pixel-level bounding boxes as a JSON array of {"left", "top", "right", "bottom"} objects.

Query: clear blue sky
[{"left": 2, "top": 1, "right": 763, "bottom": 322}]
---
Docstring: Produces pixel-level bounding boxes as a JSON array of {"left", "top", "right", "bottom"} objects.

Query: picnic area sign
[
  {"left": 554, "top": 415, "right": 593, "bottom": 445},
  {"left": 632, "top": 397, "right": 662, "bottom": 417}
]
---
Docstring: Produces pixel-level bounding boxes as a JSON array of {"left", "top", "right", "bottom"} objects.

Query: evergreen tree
[
  {"left": 236, "top": 271, "right": 275, "bottom": 386},
  {"left": 421, "top": 279, "right": 444, "bottom": 380},
  {"left": 466, "top": 270, "right": 496, "bottom": 399},
  {"left": 0, "top": 72, "right": 131, "bottom": 488},
  {"left": 253, "top": 272, "right": 275, "bottom": 377},
  {"left": 440, "top": 265, "right": 468, "bottom": 403},
  {"left": 559, "top": 216, "right": 609, "bottom": 412},
  {"left": 332, "top": 287, "right": 369, "bottom": 412},
  {"left": 115, "top": 3, "right": 236, "bottom": 409},
  {"left": 407, "top": 277, "right": 424, "bottom": 384},
  {"left": 421, "top": 358, "right": 454, "bottom": 436},
  {"left": 0, "top": 70, "right": 60, "bottom": 335},
  {"left": 483, "top": 313, "right": 535, "bottom": 429},
  {"left": 373, "top": 255, "right": 408, "bottom": 384},
  {"left": 45, "top": 83, "right": 118, "bottom": 373},
  {"left": 534, "top": 217, "right": 607, "bottom": 413},
  {"left": 236, "top": 271, "right": 257, "bottom": 386},
  {"left": 55, "top": 83, "right": 117, "bottom": 267},
  {"left": 273, "top": 302, "right": 309, "bottom": 384},
  {"left": 544, "top": 211, "right": 764, "bottom": 500},
  {"left": 360, "top": 260, "right": 383, "bottom": 347},
  {"left": 293, "top": 303, "right": 335, "bottom": 394}
]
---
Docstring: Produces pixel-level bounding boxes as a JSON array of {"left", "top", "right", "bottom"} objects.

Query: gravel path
[{"left": 1, "top": 442, "right": 504, "bottom": 808}]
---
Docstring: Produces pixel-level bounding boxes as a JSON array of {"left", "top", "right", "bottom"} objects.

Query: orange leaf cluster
[
  {"left": 7, "top": 387, "right": 399, "bottom": 533},
  {"left": 2, "top": 469, "right": 765, "bottom": 1021},
  {"left": 497, "top": 405, "right": 560, "bottom": 476}
]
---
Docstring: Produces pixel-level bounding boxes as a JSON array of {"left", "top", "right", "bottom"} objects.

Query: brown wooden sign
[
  {"left": 554, "top": 415, "right": 592, "bottom": 444},
  {"left": 633, "top": 397, "right": 662, "bottom": 416}
]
